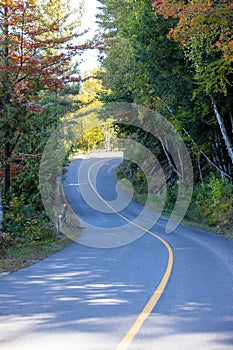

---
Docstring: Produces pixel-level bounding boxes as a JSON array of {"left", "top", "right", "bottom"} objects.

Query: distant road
[{"left": 0, "top": 153, "right": 233, "bottom": 350}]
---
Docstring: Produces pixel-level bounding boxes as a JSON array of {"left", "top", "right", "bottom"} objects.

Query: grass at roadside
[
  {"left": 0, "top": 236, "right": 73, "bottom": 274},
  {"left": 180, "top": 217, "right": 233, "bottom": 240}
]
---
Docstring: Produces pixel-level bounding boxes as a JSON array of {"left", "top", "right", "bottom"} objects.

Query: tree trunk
[
  {"left": 4, "top": 138, "right": 11, "bottom": 198},
  {"left": 211, "top": 97, "right": 233, "bottom": 165},
  {"left": 230, "top": 110, "right": 233, "bottom": 136},
  {"left": 158, "top": 95, "right": 232, "bottom": 178}
]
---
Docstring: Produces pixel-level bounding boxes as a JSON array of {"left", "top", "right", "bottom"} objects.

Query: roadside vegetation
[
  {"left": 0, "top": 235, "right": 72, "bottom": 274},
  {"left": 0, "top": 0, "right": 84, "bottom": 271},
  {"left": 98, "top": 0, "right": 233, "bottom": 239},
  {"left": 116, "top": 164, "right": 233, "bottom": 239}
]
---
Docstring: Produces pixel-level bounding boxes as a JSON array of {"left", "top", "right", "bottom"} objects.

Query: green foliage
[
  {"left": 154, "top": 0, "right": 233, "bottom": 168},
  {"left": 98, "top": 0, "right": 233, "bottom": 231},
  {"left": 154, "top": 0, "right": 233, "bottom": 97},
  {"left": 163, "top": 185, "right": 179, "bottom": 216},
  {"left": 11, "top": 158, "right": 41, "bottom": 209},
  {"left": 98, "top": 0, "right": 194, "bottom": 111},
  {"left": 116, "top": 157, "right": 233, "bottom": 232},
  {"left": 0, "top": 0, "right": 85, "bottom": 257},
  {"left": 98, "top": 0, "right": 233, "bottom": 182},
  {"left": 3, "top": 197, "right": 56, "bottom": 246},
  {"left": 116, "top": 159, "right": 146, "bottom": 195},
  {"left": 187, "top": 176, "right": 233, "bottom": 228}
]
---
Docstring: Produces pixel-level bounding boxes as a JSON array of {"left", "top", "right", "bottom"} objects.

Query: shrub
[
  {"left": 186, "top": 176, "right": 233, "bottom": 228},
  {"left": 3, "top": 197, "right": 56, "bottom": 246}
]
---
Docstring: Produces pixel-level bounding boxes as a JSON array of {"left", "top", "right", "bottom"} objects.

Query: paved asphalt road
[{"left": 1, "top": 153, "right": 233, "bottom": 350}]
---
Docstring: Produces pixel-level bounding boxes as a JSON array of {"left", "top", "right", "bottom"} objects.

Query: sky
[{"left": 77, "top": 0, "right": 101, "bottom": 74}]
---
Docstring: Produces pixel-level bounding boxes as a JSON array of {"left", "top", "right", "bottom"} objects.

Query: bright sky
[{"left": 77, "top": 0, "right": 101, "bottom": 74}]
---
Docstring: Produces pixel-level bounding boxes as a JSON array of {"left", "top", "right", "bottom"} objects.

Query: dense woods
[
  {"left": 97, "top": 0, "right": 233, "bottom": 233},
  {"left": 0, "top": 0, "right": 84, "bottom": 249}
]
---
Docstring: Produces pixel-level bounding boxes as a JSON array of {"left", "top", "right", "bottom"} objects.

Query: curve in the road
[
  {"left": 62, "top": 155, "right": 233, "bottom": 350},
  {"left": 87, "top": 159, "right": 174, "bottom": 350}
]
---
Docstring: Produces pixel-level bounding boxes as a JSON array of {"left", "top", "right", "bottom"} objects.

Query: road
[{"left": 0, "top": 153, "right": 233, "bottom": 350}]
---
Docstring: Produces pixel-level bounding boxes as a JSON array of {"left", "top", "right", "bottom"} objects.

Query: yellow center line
[{"left": 87, "top": 159, "right": 174, "bottom": 350}]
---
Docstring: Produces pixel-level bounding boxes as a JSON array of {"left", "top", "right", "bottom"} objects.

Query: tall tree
[
  {"left": 97, "top": 0, "right": 233, "bottom": 179},
  {"left": 153, "top": 0, "right": 233, "bottom": 166},
  {"left": 98, "top": 0, "right": 193, "bottom": 111},
  {"left": 97, "top": 0, "right": 197, "bottom": 184},
  {"left": 0, "top": 0, "right": 81, "bottom": 197}
]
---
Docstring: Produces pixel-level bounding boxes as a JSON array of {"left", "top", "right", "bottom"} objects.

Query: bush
[
  {"left": 186, "top": 176, "right": 233, "bottom": 228},
  {"left": 3, "top": 197, "right": 56, "bottom": 246},
  {"left": 116, "top": 159, "right": 233, "bottom": 232}
]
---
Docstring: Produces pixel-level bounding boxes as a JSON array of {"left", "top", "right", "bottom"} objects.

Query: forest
[
  {"left": 0, "top": 0, "right": 85, "bottom": 262},
  {"left": 96, "top": 0, "right": 233, "bottom": 235},
  {"left": 0, "top": 0, "right": 233, "bottom": 264}
]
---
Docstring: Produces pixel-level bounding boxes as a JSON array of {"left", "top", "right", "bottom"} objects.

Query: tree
[
  {"left": 98, "top": 0, "right": 196, "bottom": 115},
  {"left": 97, "top": 0, "right": 196, "bottom": 182},
  {"left": 67, "top": 73, "right": 116, "bottom": 152},
  {"left": 93, "top": 0, "right": 233, "bottom": 230},
  {"left": 97, "top": 0, "right": 233, "bottom": 183},
  {"left": 153, "top": 0, "right": 233, "bottom": 166},
  {"left": 0, "top": 0, "right": 82, "bottom": 197}
]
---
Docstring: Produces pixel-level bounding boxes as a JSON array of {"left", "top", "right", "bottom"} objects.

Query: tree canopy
[
  {"left": 97, "top": 0, "right": 233, "bottom": 181},
  {"left": 96, "top": 0, "right": 233, "bottom": 231},
  {"left": 0, "top": 0, "right": 84, "bottom": 197}
]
